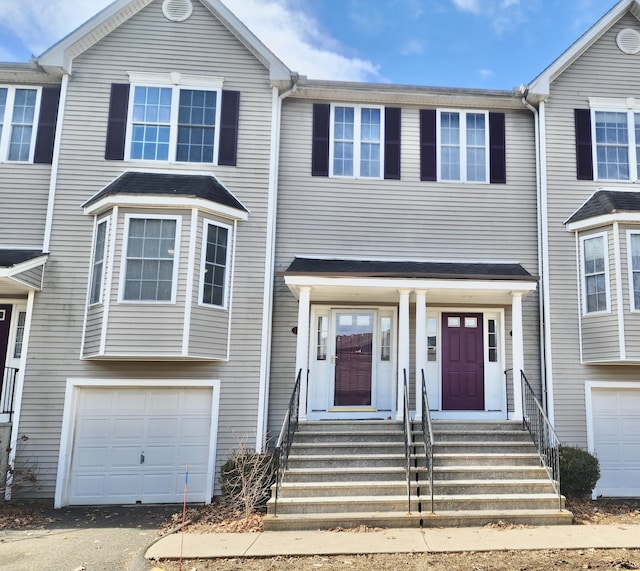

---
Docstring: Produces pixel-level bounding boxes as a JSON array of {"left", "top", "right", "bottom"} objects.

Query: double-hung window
[
  {"left": 628, "top": 232, "right": 640, "bottom": 311},
  {"left": 592, "top": 110, "right": 637, "bottom": 180},
  {"left": 437, "top": 110, "right": 488, "bottom": 182},
  {"left": 582, "top": 233, "right": 609, "bottom": 314},
  {"left": 330, "top": 104, "right": 383, "bottom": 178},
  {"left": 0, "top": 86, "right": 41, "bottom": 162},
  {"left": 121, "top": 216, "right": 179, "bottom": 302},
  {"left": 200, "top": 220, "right": 231, "bottom": 307},
  {"left": 126, "top": 73, "right": 222, "bottom": 164},
  {"left": 89, "top": 219, "right": 109, "bottom": 305}
]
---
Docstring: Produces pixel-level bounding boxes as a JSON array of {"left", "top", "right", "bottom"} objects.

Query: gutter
[
  {"left": 256, "top": 76, "right": 298, "bottom": 452},
  {"left": 521, "top": 89, "right": 555, "bottom": 424}
]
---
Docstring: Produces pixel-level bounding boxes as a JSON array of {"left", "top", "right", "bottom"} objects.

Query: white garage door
[
  {"left": 591, "top": 389, "right": 640, "bottom": 497},
  {"left": 69, "top": 387, "right": 213, "bottom": 505}
]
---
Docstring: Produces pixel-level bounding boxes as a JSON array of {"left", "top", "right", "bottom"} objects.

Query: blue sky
[{"left": 0, "top": 0, "right": 620, "bottom": 89}]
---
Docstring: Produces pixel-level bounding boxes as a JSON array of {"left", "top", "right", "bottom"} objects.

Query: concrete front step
[
  {"left": 432, "top": 430, "right": 532, "bottom": 443},
  {"left": 433, "top": 442, "right": 538, "bottom": 454},
  {"left": 291, "top": 442, "right": 408, "bottom": 455},
  {"left": 283, "top": 466, "right": 421, "bottom": 483},
  {"left": 263, "top": 508, "right": 572, "bottom": 531},
  {"left": 267, "top": 495, "right": 419, "bottom": 515},
  {"left": 433, "top": 453, "right": 542, "bottom": 467},
  {"left": 432, "top": 479, "right": 556, "bottom": 495},
  {"left": 433, "top": 465, "right": 549, "bottom": 480},
  {"left": 275, "top": 480, "right": 419, "bottom": 498},
  {"left": 287, "top": 453, "right": 404, "bottom": 469},
  {"left": 430, "top": 420, "right": 523, "bottom": 432},
  {"left": 295, "top": 430, "right": 404, "bottom": 443},
  {"left": 298, "top": 421, "right": 402, "bottom": 433}
]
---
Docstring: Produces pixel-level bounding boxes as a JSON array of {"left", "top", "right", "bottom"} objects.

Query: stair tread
[
  {"left": 266, "top": 508, "right": 570, "bottom": 519},
  {"left": 270, "top": 493, "right": 560, "bottom": 503}
]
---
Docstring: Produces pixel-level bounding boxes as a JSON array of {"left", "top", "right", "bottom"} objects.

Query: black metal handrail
[
  {"left": 273, "top": 369, "right": 302, "bottom": 517},
  {"left": 1, "top": 367, "right": 18, "bottom": 421},
  {"left": 420, "top": 369, "right": 435, "bottom": 514},
  {"left": 521, "top": 370, "right": 562, "bottom": 511},
  {"left": 402, "top": 369, "right": 412, "bottom": 514}
]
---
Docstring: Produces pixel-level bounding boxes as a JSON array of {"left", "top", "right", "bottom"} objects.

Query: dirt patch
[
  {"left": 566, "top": 497, "right": 640, "bottom": 525},
  {"left": 156, "top": 549, "right": 640, "bottom": 571}
]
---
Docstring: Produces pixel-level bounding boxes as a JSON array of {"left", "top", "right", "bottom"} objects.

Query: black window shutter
[
  {"left": 420, "top": 109, "right": 437, "bottom": 181},
  {"left": 218, "top": 90, "right": 240, "bottom": 166},
  {"left": 489, "top": 112, "right": 506, "bottom": 184},
  {"left": 384, "top": 107, "right": 401, "bottom": 180},
  {"left": 105, "top": 84, "right": 130, "bottom": 161},
  {"left": 312, "top": 103, "right": 330, "bottom": 177},
  {"left": 575, "top": 109, "right": 594, "bottom": 180},
  {"left": 33, "top": 86, "right": 61, "bottom": 164}
]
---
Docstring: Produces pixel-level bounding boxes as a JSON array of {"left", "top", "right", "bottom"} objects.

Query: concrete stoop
[{"left": 264, "top": 419, "right": 572, "bottom": 531}]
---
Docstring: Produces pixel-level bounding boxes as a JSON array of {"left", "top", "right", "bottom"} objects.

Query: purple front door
[
  {"left": 442, "top": 312, "right": 484, "bottom": 411},
  {"left": 334, "top": 312, "right": 373, "bottom": 406},
  {"left": 0, "top": 305, "right": 12, "bottom": 371}
]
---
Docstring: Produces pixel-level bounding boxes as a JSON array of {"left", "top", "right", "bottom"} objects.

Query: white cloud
[
  {"left": 0, "top": 0, "right": 381, "bottom": 82},
  {"left": 478, "top": 68, "right": 495, "bottom": 79},
  {"left": 399, "top": 39, "right": 425, "bottom": 56},
  {"left": 452, "top": 0, "right": 481, "bottom": 14}
]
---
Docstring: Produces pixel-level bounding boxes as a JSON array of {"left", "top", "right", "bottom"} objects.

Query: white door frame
[{"left": 54, "top": 378, "right": 220, "bottom": 508}]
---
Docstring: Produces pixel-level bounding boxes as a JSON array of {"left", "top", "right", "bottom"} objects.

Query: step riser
[
  {"left": 433, "top": 432, "right": 532, "bottom": 443},
  {"left": 298, "top": 422, "right": 401, "bottom": 433},
  {"left": 295, "top": 433, "right": 404, "bottom": 444},
  {"left": 264, "top": 514, "right": 422, "bottom": 531},
  {"left": 434, "top": 468, "right": 548, "bottom": 480},
  {"left": 267, "top": 499, "right": 419, "bottom": 515},
  {"left": 430, "top": 421, "right": 523, "bottom": 432},
  {"left": 291, "top": 444, "right": 408, "bottom": 456},
  {"left": 434, "top": 444, "right": 536, "bottom": 454},
  {"left": 288, "top": 457, "right": 404, "bottom": 469},
  {"left": 432, "top": 483, "right": 556, "bottom": 495},
  {"left": 434, "top": 455, "right": 541, "bottom": 467},
  {"left": 276, "top": 484, "right": 417, "bottom": 498},
  {"left": 284, "top": 471, "right": 409, "bottom": 483},
  {"left": 432, "top": 498, "right": 564, "bottom": 511}
]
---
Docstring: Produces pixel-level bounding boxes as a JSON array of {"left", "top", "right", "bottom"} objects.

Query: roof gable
[
  {"left": 37, "top": 0, "right": 291, "bottom": 82},
  {"left": 527, "top": 0, "right": 640, "bottom": 99}
]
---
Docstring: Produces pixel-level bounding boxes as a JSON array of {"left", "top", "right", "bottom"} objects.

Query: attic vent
[
  {"left": 162, "top": 0, "right": 193, "bottom": 22},
  {"left": 616, "top": 28, "right": 640, "bottom": 54}
]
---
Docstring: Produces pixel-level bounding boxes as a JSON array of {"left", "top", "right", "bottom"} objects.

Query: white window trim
[
  {"left": 580, "top": 231, "right": 611, "bottom": 315},
  {"left": 329, "top": 103, "right": 385, "bottom": 179},
  {"left": 591, "top": 108, "right": 640, "bottom": 182},
  {"left": 124, "top": 72, "right": 224, "bottom": 165},
  {"left": 436, "top": 108, "right": 490, "bottom": 184},
  {"left": 198, "top": 218, "right": 233, "bottom": 309},
  {"left": 88, "top": 216, "right": 110, "bottom": 307},
  {"left": 626, "top": 229, "right": 640, "bottom": 312},
  {"left": 118, "top": 213, "right": 181, "bottom": 304},
  {"left": 0, "top": 85, "right": 42, "bottom": 164}
]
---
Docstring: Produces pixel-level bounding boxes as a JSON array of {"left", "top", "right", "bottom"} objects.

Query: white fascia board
[
  {"left": 202, "top": 0, "right": 292, "bottom": 81},
  {"left": 566, "top": 212, "right": 640, "bottom": 232},
  {"left": 527, "top": 0, "right": 636, "bottom": 97},
  {"left": 283, "top": 275, "right": 538, "bottom": 294},
  {"left": 38, "top": 0, "right": 153, "bottom": 71},
  {"left": 0, "top": 255, "right": 48, "bottom": 278},
  {"left": 83, "top": 194, "right": 249, "bottom": 221}
]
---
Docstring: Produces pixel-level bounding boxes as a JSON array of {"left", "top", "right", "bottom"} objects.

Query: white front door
[
  {"left": 68, "top": 387, "right": 213, "bottom": 505},
  {"left": 307, "top": 307, "right": 396, "bottom": 419}
]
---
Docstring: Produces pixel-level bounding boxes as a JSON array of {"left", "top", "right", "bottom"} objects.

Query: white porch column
[
  {"left": 511, "top": 291, "right": 524, "bottom": 420},
  {"left": 295, "top": 286, "right": 311, "bottom": 421},
  {"left": 414, "top": 290, "right": 427, "bottom": 420},
  {"left": 396, "top": 289, "right": 411, "bottom": 421}
]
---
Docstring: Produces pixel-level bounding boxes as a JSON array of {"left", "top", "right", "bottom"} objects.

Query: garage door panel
[
  {"left": 69, "top": 386, "right": 214, "bottom": 505},
  {"left": 592, "top": 388, "right": 640, "bottom": 497}
]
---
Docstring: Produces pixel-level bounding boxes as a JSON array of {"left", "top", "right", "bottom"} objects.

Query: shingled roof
[
  {"left": 0, "top": 250, "right": 46, "bottom": 268},
  {"left": 565, "top": 190, "right": 640, "bottom": 225}
]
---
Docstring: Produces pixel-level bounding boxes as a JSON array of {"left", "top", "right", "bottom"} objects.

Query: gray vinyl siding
[
  {"left": 0, "top": 165, "right": 51, "bottom": 249},
  {"left": 543, "top": 11, "right": 640, "bottom": 445},
  {"left": 12, "top": 266, "right": 43, "bottom": 290},
  {"left": 82, "top": 306, "right": 103, "bottom": 356},
  {"left": 268, "top": 97, "right": 540, "bottom": 437},
  {"left": 16, "top": 0, "right": 273, "bottom": 498},
  {"left": 621, "top": 224, "right": 640, "bottom": 359}
]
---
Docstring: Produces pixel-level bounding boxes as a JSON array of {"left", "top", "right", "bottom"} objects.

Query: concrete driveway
[{"left": 0, "top": 504, "right": 178, "bottom": 571}]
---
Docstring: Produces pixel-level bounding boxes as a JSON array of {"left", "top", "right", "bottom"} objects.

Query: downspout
[
  {"left": 522, "top": 91, "right": 554, "bottom": 424},
  {"left": 256, "top": 76, "right": 298, "bottom": 452},
  {"left": 43, "top": 72, "right": 69, "bottom": 253}
]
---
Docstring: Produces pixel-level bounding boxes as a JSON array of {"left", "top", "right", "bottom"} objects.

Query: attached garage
[
  {"left": 55, "top": 380, "right": 220, "bottom": 507},
  {"left": 588, "top": 385, "right": 640, "bottom": 498}
]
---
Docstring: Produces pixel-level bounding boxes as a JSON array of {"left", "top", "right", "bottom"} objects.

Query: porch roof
[
  {"left": 0, "top": 249, "right": 48, "bottom": 294},
  {"left": 282, "top": 258, "right": 538, "bottom": 281},
  {"left": 565, "top": 189, "right": 640, "bottom": 230},
  {"left": 282, "top": 258, "right": 538, "bottom": 305},
  {"left": 0, "top": 249, "right": 45, "bottom": 268}
]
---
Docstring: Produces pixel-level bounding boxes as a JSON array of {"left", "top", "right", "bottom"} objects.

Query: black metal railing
[
  {"left": 504, "top": 368, "right": 513, "bottom": 420},
  {"left": 1, "top": 367, "right": 18, "bottom": 421},
  {"left": 420, "top": 369, "right": 435, "bottom": 514},
  {"left": 273, "top": 369, "right": 302, "bottom": 517},
  {"left": 402, "top": 369, "right": 412, "bottom": 514},
  {"left": 521, "top": 370, "right": 562, "bottom": 511}
]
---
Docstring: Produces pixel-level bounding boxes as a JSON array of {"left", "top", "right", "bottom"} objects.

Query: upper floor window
[
  {"left": 437, "top": 110, "right": 488, "bottom": 182},
  {"left": 121, "top": 215, "right": 179, "bottom": 302},
  {"left": 89, "top": 219, "right": 109, "bottom": 305},
  {"left": 581, "top": 233, "right": 609, "bottom": 314},
  {"left": 330, "top": 104, "right": 383, "bottom": 178},
  {"left": 0, "top": 86, "right": 41, "bottom": 162},
  {"left": 593, "top": 110, "right": 639, "bottom": 180},
  {"left": 628, "top": 232, "right": 640, "bottom": 311},
  {"left": 128, "top": 84, "right": 220, "bottom": 163},
  {"left": 200, "top": 220, "right": 230, "bottom": 307}
]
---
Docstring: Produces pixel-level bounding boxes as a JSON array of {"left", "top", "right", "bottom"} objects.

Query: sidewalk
[{"left": 146, "top": 524, "right": 640, "bottom": 561}]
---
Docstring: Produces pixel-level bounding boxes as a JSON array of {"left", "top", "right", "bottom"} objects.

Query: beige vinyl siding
[
  {"left": 542, "top": 11, "right": 640, "bottom": 445},
  {"left": 16, "top": 0, "right": 273, "bottom": 498},
  {"left": 82, "top": 306, "right": 103, "bottom": 356},
  {"left": 621, "top": 224, "right": 640, "bottom": 359},
  {"left": 13, "top": 266, "right": 44, "bottom": 290},
  {"left": 268, "top": 97, "right": 540, "bottom": 435}
]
